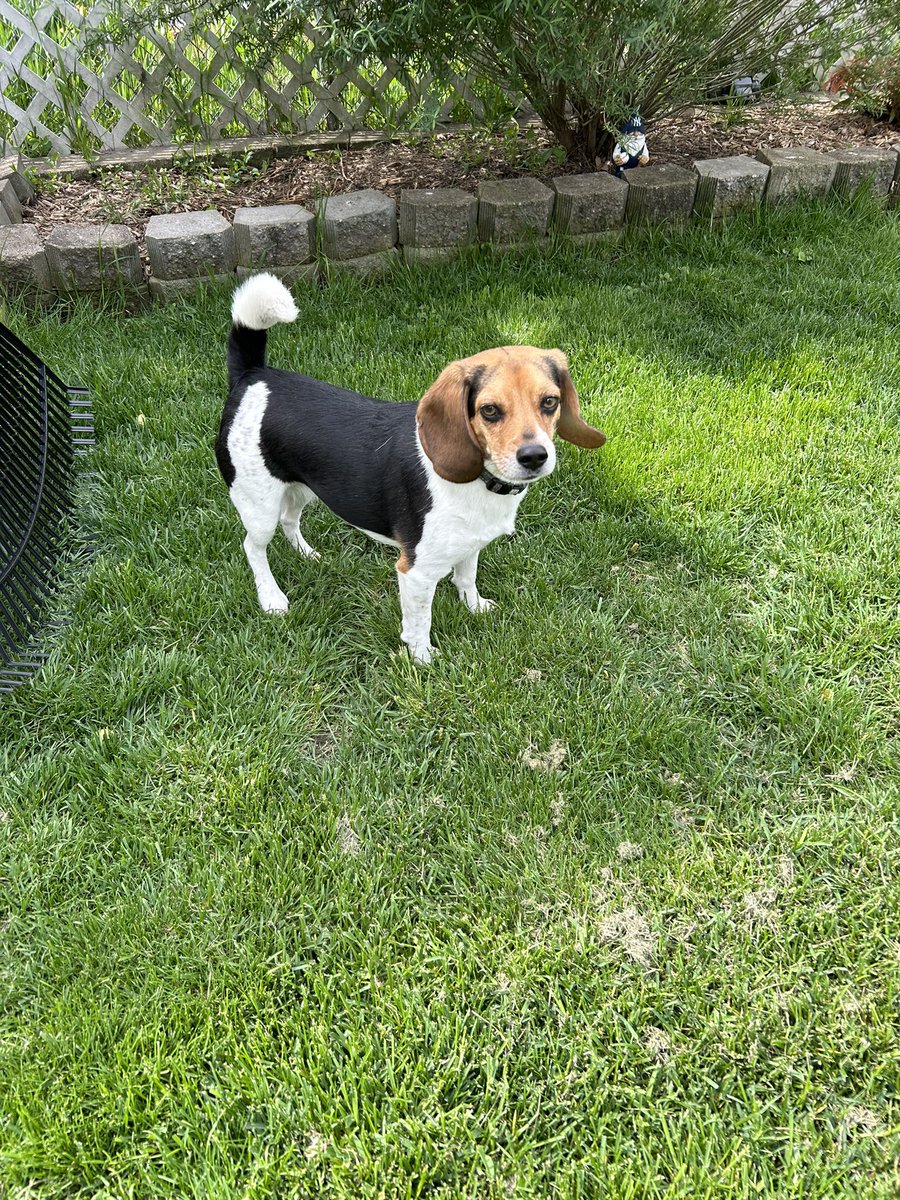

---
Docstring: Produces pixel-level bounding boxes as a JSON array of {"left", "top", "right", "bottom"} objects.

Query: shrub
[
  {"left": 293, "top": 0, "right": 891, "bottom": 160},
  {"left": 826, "top": 52, "right": 900, "bottom": 123}
]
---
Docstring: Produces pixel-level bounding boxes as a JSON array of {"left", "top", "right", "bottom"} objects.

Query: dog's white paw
[
  {"left": 260, "top": 588, "right": 289, "bottom": 614},
  {"left": 285, "top": 533, "right": 320, "bottom": 560},
  {"left": 469, "top": 595, "right": 497, "bottom": 614},
  {"left": 407, "top": 642, "right": 435, "bottom": 666}
]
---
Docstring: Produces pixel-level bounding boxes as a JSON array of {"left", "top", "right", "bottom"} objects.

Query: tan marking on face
[
  {"left": 461, "top": 348, "right": 561, "bottom": 475},
  {"left": 416, "top": 345, "right": 605, "bottom": 484}
]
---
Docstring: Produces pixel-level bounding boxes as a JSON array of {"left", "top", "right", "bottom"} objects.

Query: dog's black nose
[{"left": 516, "top": 444, "right": 548, "bottom": 471}]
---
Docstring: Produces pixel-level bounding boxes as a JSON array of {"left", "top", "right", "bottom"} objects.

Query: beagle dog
[{"left": 215, "top": 273, "right": 606, "bottom": 663}]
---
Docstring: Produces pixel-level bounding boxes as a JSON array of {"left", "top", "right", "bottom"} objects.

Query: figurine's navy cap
[{"left": 621, "top": 114, "right": 645, "bottom": 134}]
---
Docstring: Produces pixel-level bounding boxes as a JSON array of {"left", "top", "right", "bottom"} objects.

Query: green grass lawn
[{"left": 1, "top": 197, "right": 898, "bottom": 1199}]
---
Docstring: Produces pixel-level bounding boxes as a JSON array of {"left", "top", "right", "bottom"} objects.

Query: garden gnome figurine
[{"left": 611, "top": 114, "right": 650, "bottom": 178}]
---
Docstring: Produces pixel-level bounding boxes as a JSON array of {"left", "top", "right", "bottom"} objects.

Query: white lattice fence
[{"left": 0, "top": 1, "right": 487, "bottom": 157}]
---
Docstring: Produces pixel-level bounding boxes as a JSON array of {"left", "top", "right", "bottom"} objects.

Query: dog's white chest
[{"left": 415, "top": 476, "right": 526, "bottom": 570}]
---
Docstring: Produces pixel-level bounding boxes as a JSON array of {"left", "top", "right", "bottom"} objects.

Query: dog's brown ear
[
  {"left": 417, "top": 362, "right": 484, "bottom": 483},
  {"left": 546, "top": 352, "right": 606, "bottom": 449}
]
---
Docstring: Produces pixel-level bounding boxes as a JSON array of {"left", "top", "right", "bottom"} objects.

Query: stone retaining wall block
[
  {"left": 0, "top": 225, "right": 51, "bottom": 295},
  {"left": 401, "top": 244, "right": 464, "bottom": 265},
  {"left": 693, "top": 155, "right": 769, "bottom": 219},
  {"left": 328, "top": 248, "right": 399, "bottom": 277},
  {"left": 233, "top": 204, "right": 315, "bottom": 268},
  {"left": 9, "top": 170, "right": 35, "bottom": 206},
  {"left": 146, "top": 210, "right": 235, "bottom": 280},
  {"left": 551, "top": 173, "right": 627, "bottom": 234},
  {"left": 236, "top": 263, "right": 317, "bottom": 284},
  {"left": 322, "top": 190, "right": 397, "bottom": 260},
  {"left": 477, "top": 178, "right": 554, "bottom": 243},
  {"left": 827, "top": 146, "right": 898, "bottom": 197},
  {"left": 757, "top": 147, "right": 837, "bottom": 205},
  {"left": 625, "top": 164, "right": 697, "bottom": 225},
  {"left": 399, "top": 188, "right": 476, "bottom": 248},
  {"left": 0, "top": 158, "right": 35, "bottom": 204},
  {"left": 45, "top": 223, "right": 144, "bottom": 294},
  {"left": 0, "top": 177, "right": 23, "bottom": 223},
  {"left": 568, "top": 230, "right": 624, "bottom": 246},
  {"left": 149, "top": 274, "right": 236, "bottom": 301}
]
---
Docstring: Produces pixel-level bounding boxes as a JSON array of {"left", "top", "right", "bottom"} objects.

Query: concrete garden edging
[{"left": 1, "top": 146, "right": 898, "bottom": 305}]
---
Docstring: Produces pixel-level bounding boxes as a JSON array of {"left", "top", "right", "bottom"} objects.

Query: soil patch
[{"left": 23, "top": 98, "right": 900, "bottom": 247}]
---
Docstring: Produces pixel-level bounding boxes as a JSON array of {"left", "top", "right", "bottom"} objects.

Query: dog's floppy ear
[
  {"left": 417, "top": 362, "right": 485, "bottom": 483},
  {"left": 546, "top": 352, "right": 606, "bottom": 449}
]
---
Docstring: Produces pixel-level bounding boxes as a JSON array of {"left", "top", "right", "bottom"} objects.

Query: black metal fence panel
[{"left": 0, "top": 323, "right": 92, "bottom": 692}]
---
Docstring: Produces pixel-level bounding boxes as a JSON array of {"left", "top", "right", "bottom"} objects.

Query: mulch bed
[{"left": 24, "top": 98, "right": 900, "bottom": 245}]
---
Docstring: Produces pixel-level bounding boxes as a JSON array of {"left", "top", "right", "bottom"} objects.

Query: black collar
[{"left": 478, "top": 468, "right": 529, "bottom": 496}]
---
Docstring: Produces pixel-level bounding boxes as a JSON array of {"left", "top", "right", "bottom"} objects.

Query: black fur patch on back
[{"left": 221, "top": 367, "right": 433, "bottom": 563}]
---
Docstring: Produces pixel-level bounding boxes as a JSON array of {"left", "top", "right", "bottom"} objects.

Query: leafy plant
[
  {"left": 51, "top": 56, "right": 102, "bottom": 162},
  {"left": 826, "top": 51, "right": 900, "bottom": 123}
]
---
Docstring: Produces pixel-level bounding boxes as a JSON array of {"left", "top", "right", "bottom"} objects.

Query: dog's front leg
[
  {"left": 452, "top": 550, "right": 496, "bottom": 614},
  {"left": 396, "top": 564, "right": 440, "bottom": 664}
]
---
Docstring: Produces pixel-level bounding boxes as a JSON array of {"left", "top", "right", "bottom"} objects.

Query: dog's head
[{"left": 417, "top": 347, "right": 606, "bottom": 485}]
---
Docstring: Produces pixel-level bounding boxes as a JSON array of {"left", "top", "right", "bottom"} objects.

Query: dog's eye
[
  {"left": 540, "top": 395, "right": 560, "bottom": 413},
  {"left": 480, "top": 404, "right": 502, "bottom": 422}
]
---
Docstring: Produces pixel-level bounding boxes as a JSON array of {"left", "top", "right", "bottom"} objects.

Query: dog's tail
[{"left": 228, "top": 272, "right": 299, "bottom": 387}]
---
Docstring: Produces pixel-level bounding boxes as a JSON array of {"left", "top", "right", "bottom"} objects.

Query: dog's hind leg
[
  {"left": 280, "top": 483, "right": 320, "bottom": 560},
  {"left": 230, "top": 478, "right": 291, "bottom": 613}
]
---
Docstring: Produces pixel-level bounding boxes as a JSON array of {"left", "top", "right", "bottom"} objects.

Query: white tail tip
[{"left": 231, "top": 272, "right": 299, "bottom": 330}]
